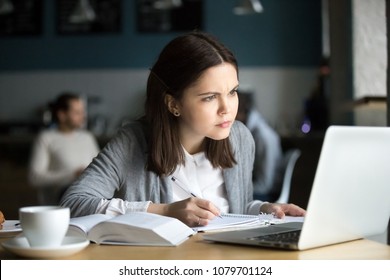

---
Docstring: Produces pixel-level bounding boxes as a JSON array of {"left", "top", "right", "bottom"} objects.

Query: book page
[
  {"left": 88, "top": 212, "right": 194, "bottom": 246},
  {"left": 68, "top": 214, "right": 112, "bottom": 237}
]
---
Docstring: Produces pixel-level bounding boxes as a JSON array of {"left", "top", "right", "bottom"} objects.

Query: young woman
[{"left": 60, "top": 32, "right": 305, "bottom": 227}]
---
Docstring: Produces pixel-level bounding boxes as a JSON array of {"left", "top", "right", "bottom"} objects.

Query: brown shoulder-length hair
[{"left": 144, "top": 31, "right": 238, "bottom": 176}]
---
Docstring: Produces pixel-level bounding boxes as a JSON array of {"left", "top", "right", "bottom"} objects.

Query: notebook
[
  {"left": 203, "top": 125, "right": 390, "bottom": 250},
  {"left": 192, "top": 213, "right": 304, "bottom": 232},
  {"left": 193, "top": 213, "right": 259, "bottom": 232}
]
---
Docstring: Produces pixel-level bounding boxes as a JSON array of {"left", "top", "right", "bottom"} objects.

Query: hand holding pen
[{"left": 171, "top": 176, "right": 223, "bottom": 222}]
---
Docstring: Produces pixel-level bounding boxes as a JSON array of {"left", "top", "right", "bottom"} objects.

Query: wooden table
[{"left": 1, "top": 231, "right": 389, "bottom": 260}]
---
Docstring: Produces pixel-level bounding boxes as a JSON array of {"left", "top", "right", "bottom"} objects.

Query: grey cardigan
[{"left": 60, "top": 120, "right": 262, "bottom": 217}]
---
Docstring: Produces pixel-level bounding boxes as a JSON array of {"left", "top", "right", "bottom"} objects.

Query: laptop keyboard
[{"left": 249, "top": 230, "right": 301, "bottom": 244}]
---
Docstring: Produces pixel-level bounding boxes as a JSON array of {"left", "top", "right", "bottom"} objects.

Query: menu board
[
  {"left": 56, "top": 0, "right": 121, "bottom": 34},
  {"left": 0, "top": 0, "right": 42, "bottom": 36},
  {"left": 137, "top": 0, "right": 203, "bottom": 33}
]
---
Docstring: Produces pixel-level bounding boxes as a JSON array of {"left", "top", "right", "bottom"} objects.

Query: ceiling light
[
  {"left": 69, "top": 0, "right": 96, "bottom": 24},
  {"left": 0, "top": 0, "right": 14, "bottom": 15},
  {"left": 233, "top": 0, "right": 263, "bottom": 15},
  {"left": 153, "top": 0, "right": 182, "bottom": 10}
]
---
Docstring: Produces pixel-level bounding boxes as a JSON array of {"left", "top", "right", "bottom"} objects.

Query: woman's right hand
[{"left": 147, "top": 197, "right": 221, "bottom": 227}]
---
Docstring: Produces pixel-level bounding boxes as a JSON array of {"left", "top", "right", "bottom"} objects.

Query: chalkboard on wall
[
  {"left": 56, "top": 0, "right": 121, "bottom": 34},
  {"left": 137, "top": 0, "right": 203, "bottom": 33},
  {"left": 0, "top": 0, "right": 42, "bottom": 36}
]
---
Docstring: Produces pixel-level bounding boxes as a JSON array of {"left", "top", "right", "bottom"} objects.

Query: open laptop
[{"left": 203, "top": 125, "right": 390, "bottom": 250}]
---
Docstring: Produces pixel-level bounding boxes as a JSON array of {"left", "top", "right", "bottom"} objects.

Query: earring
[{"left": 173, "top": 111, "right": 180, "bottom": 117}]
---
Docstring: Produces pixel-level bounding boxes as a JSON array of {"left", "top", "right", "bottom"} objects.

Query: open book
[{"left": 67, "top": 212, "right": 195, "bottom": 246}]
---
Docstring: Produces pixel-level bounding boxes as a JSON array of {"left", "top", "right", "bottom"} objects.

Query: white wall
[
  {"left": 352, "top": 0, "right": 387, "bottom": 126},
  {"left": 0, "top": 67, "right": 316, "bottom": 136},
  {"left": 352, "top": 0, "right": 387, "bottom": 99}
]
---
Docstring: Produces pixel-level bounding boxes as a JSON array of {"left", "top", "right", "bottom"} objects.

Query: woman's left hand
[{"left": 260, "top": 202, "right": 306, "bottom": 218}]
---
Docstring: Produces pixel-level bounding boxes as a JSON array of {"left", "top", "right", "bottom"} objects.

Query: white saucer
[
  {"left": 0, "top": 220, "right": 22, "bottom": 237},
  {"left": 1, "top": 236, "right": 90, "bottom": 258}
]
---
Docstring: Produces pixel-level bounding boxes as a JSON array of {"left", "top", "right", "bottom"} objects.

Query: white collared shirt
[{"left": 171, "top": 149, "right": 229, "bottom": 214}]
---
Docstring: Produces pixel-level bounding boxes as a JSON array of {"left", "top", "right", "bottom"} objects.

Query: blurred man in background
[
  {"left": 29, "top": 92, "right": 100, "bottom": 205},
  {"left": 236, "top": 91, "right": 284, "bottom": 202}
]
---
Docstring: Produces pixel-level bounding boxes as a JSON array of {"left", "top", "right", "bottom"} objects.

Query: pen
[
  {"left": 171, "top": 176, "right": 198, "bottom": 198},
  {"left": 171, "top": 176, "right": 222, "bottom": 218}
]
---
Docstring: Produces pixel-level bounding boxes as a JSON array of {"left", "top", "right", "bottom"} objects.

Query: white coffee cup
[{"left": 19, "top": 206, "right": 70, "bottom": 248}]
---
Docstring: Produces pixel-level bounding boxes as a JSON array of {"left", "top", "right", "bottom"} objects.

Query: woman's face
[{"left": 176, "top": 62, "right": 239, "bottom": 154}]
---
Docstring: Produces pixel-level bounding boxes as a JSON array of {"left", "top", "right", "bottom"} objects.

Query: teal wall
[{"left": 0, "top": 0, "right": 322, "bottom": 71}]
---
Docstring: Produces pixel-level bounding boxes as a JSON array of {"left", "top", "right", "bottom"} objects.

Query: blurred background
[{"left": 0, "top": 0, "right": 388, "bottom": 219}]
